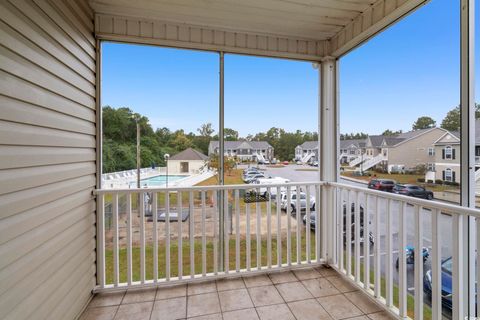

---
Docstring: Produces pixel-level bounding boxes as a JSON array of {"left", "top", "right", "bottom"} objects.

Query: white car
[{"left": 280, "top": 192, "right": 315, "bottom": 212}]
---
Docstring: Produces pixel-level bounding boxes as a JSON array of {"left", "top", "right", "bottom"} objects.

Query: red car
[
  {"left": 367, "top": 179, "right": 396, "bottom": 192},
  {"left": 282, "top": 161, "right": 289, "bottom": 165}
]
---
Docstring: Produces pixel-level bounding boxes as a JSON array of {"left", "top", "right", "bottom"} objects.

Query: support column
[
  {"left": 319, "top": 57, "right": 339, "bottom": 264},
  {"left": 460, "top": 0, "right": 475, "bottom": 317},
  {"left": 219, "top": 52, "right": 225, "bottom": 271}
]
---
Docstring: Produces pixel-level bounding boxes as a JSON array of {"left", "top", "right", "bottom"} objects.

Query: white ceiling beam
[{"left": 328, "top": 0, "right": 429, "bottom": 57}]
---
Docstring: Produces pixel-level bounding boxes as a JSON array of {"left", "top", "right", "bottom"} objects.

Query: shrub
[
  {"left": 417, "top": 178, "right": 425, "bottom": 183},
  {"left": 443, "top": 181, "right": 451, "bottom": 186},
  {"left": 435, "top": 179, "right": 443, "bottom": 185},
  {"left": 427, "top": 179, "right": 434, "bottom": 184},
  {"left": 451, "top": 182, "right": 460, "bottom": 186}
]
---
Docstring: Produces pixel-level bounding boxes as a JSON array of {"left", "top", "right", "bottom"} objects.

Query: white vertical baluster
[
  {"left": 235, "top": 190, "right": 240, "bottom": 272},
  {"left": 213, "top": 190, "right": 218, "bottom": 275},
  {"left": 126, "top": 193, "right": 132, "bottom": 285},
  {"left": 339, "top": 188, "right": 344, "bottom": 272},
  {"left": 246, "top": 198, "right": 251, "bottom": 271},
  {"left": 177, "top": 191, "right": 182, "bottom": 279},
  {"left": 166, "top": 191, "right": 170, "bottom": 280},
  {"left": 153, "top": 192, "right": 158, "bottom": 282},
  {"left": 189, "top": 191, "right": 194, "bottom": 278},
  {"left": 452, "top": 214, "right": 464, "bottom": 320},
  {"left": 431, "top": 209, "right": 441, "bottom": 319},
  {"left": 256, "top": 188, "right": 261, "bottom": 270},
  {"left": 225, "top": 189, "right": 230, "bottom": 273},
  {"left": 267, "top": 187, "right": 272, "bottom": 268},
  {"left": 306, "top": 186, "right": 311, "bottom": 263},
  {"left": 374, "top": 196, "right": 381, "bottom": 298},
  {"left": 287, "top": 186, "right": 292, "bottom": 266},
  {"left": 113, "top": 193, "right": 119, "bottom": 286},
  {"left": 414, "top": 205, "right": 423, "bottom": 320},
  {"left": 201, "top": 191, "right": 206, "bottom": 277},
  {"left": 346, "top": 190, "right": 352, "bottom": 276},
  {"left": 277, "top": 186, "right": 282, "bottom": 267},
  {"left": 477, "top": 217, "right": 480, "bottom": 317},
  {"left": 316, "top": 185, "right": 321, "bottom": 262},
  {"left": 386, "top": 199, "right": 392, "bottom": 307},
  {"left": 98, "top": 194, "right": 105, "bottom": 288},
  {"left": 296, "top": 188, "right": 301, "bottom": 264},
  {"left": 398, "top": 202, "right": 407, "bottom": 318},
  {"left": 354, "top": 191, "right": 360, "bottom": 282},
  {"left": 363, "top": 194, "right": 370, "bottom": 290},
  {"left": 140, "top": 191, "right": 145, "bottom": 283}
]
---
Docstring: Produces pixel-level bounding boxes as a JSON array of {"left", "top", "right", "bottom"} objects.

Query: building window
[
  {"left": 427, "top": 163, "right": 435, "bottom": 172},
  {"left": 443, "top": 168, "right": 454, "bottom": 182},
  {"left": 428, "top": 147, "right": 435, "bottom": 156},
  {"left": 443, "top": 146, "right": 455, "bottom": 160}
]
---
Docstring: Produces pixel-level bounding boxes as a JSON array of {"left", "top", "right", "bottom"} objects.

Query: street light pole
[
  {"left": 131, "top": 115, "right": 141, "bottom": 188},
  {"left": 164, "top": 154, "right": 170, "bottom": 188}
]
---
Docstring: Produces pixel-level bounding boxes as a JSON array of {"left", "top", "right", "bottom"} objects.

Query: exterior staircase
[
  {"left": 349, "top": 155, "right": 367, "bottom": 167},
  {"left": 359, "top": 154, "right": 385, "bottom": 171},
  {"left": 301, "top": 152, "right": 315, "bottom": 163}
]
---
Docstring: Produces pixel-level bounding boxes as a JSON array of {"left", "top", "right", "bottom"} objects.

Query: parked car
[
  {"left": 244, "top": 173, "right": 267, "bottom": 183},
  {"left": 312, "top": 161, "right": 319, "bottom": 167},
  {"left": 282, "top": 161, "right": 289, "bottom": 165},
  {"left": 263, "top": 160, "right": 270, "bottom": 164},
  {"left": 424, "top": 257, "right": 453, "bottom": 310},
  {"left": 280, "top": 192, "right": 315, "bottom": 212},
  {"left": 367, "top": 179, "right": 396, "bottom": 192},
  {"left": 393, "top": 184, "right": 434, "bottom": 200}
]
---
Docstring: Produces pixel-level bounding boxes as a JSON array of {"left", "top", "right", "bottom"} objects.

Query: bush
[
  {"left": 427, "top": 179, "right": 434, "bottom": 184},
  {"left": 451, "top": 182, "right": 460, "bottom": 186},
  {"left": 435, "top": 179, "right": 443, "bottom": 185},
  {"left": 443, "top": 181, "right": 452, "bottom": 186},
  {"left": 417, "top": 178, "right": 425, "bottom": 183}
]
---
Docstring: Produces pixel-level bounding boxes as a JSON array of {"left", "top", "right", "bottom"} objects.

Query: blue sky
[{"left": 102, "top": 0, "right": 477, "bottom": 137}]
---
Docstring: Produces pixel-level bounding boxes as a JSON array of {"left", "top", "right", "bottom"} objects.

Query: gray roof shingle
[{"left": 170, "top": 148, "right": 208, "bottom": 161}]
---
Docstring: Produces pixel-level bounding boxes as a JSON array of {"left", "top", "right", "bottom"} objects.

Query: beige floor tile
[
  {"left": 248, "top": 285, "right": 283, "bottom": 307},
  {"left": 89, "top": 291, "right": 125, "bottom": 307},
  {"left": 345, "top": 291, "right": 382, "bottom": 314},
  {"left": 218, "top": 288, "right": 253, "bottom": 311},
  {"left": 287, "top": 299, "right": 332, "bottom": 320},
  {"left": 317, "top": 295, "right": 363, "bottom": 320},
  {"left": 114, "top": 301, "right": 153, "bottom": 320},
  {"left": 316, "top": 265, "right": 339, "bottom": 277},
  {"left": 243, "top": 275, "right": 272, "bottom": 288},
  {"left": 268, "top": 271, "right": 297, "bottom": 284},
  {"left": 367, "top": 311, "right": 396, "bottom": 320},
  {"left": 156, "top": 284, "right": 187, "bottom": 300},
  {"left": 187, "top": 313, "right": 222, "bottom": 320},
  {"left": 293, "top": 268, "right": 321, "bottom": 280},
  {"left": 79, "top": 306, "right": 118, "bottom": 320},
  {"left": 326, "top": 276, "right": 358, "bottom": 293},
  {"left": 122, "top": 288, "right": 156, "bottom": 304},
  {"left": 150, "top": 296, "right": 186, "bottom": 320},
  {"left": 275, "top": 281, "right": 313, "bottom": 302},
  {"left": 301, "top": 278, "right": 341, "bottom": 298},
  {"left": 188, "top": 281, "right": 217, "bottom": 295},
  {"left": 345, "top": 317, "right": 369, "bottom": 320},
  {"left": 216, "top": 278, "right": 245, "bottom": 291},
  {"left": 187, "top": 292, "right": 221, "bottom": 318},
  {"left": 223, "top": 308, "right": 259, "bottom": 320},
  {"left": 256, "top": 303, "right": 295, "bottom": 320}
]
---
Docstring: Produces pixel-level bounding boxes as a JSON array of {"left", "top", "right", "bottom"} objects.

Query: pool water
[{"left": 133, "top": 175, "right": 188, "bottom": 187}]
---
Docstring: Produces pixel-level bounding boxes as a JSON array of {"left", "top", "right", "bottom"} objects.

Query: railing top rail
[
  {"left": 95, "top": 181, "right": 326, "bottom": 195},
  {"left": 330, "top": 181, "right": 480, "bottom": 218}
]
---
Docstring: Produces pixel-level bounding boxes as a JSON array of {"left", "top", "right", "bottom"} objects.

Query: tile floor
[{"left": 80, "top": 266, "right": 396, "bottom": 320}]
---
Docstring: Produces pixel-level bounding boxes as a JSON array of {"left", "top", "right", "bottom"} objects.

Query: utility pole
[{"left": 136, "top": 119, "right": 140, "bottom": 188}]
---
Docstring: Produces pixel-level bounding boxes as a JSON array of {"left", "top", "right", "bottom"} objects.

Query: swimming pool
[{"left": 133, "top": 175, "right": 189, "bottom": 187}]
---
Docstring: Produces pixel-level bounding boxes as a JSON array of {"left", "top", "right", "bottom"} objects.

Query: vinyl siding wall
[{"left": 0, "top": 0, "right": 97, "bottom": 319}]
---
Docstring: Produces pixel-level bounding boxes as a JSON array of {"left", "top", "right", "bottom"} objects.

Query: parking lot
[{"left": 242, "top": 163, "right": 455, "bottom": 316}]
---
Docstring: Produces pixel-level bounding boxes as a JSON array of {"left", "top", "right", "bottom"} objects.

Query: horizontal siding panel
[
  {"left": 32, "top": 0, "right": 95, "bottom": 58},
  {"left": 0, "top": 215, "right": 94, "bottom": 301},
  {"left": 1, "top": 45, "right": 95, "bottom": 108},
  {"left": 0, "top": 146, "right": 95, "bottom": 170},
  {"left": 0, "top": 145, "right": 95, "bottom": 170},
  {"left": 0, "top": 20, "right": 95, "bottom": 96},
  {"left": 0, "top": 71, "right": 96, "bottom": 121},
  {"left": 0, "top": 162, "right": 96, "bottom": 195},
  {"left": 8, "top": 0, "right": 95, "bottom": 71},
  {"left": 0, "top": 120, "right": 95, "bottom": 148},
  {"left": 0, "top": 188, "right": 93, "bottom": 245},
  {"left": 0, "top": 174, "right": 95, "bottom": 220},
  {"left": 0, "top": 1, "right": 95, "bottom": 84},
  {"left": 0, "top": 96, "right": 95, "bottom": 135},
  {"left": 3, "top": 231, "right": 95, "bottom": 319}
]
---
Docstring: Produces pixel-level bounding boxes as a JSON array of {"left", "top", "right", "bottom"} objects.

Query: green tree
[
  {"left": 412, "top": 116, "right": 436, "bottom": 130},
  {"left": 197, "top": 123, "right": 214, "bottom": 137},
  {"left": 224, "top": 128, "right": 239, "bottom": 141},
  {"left": 381, "top": 129, "right": 402, "bottom": 136},
  {"left": 441, "top": 104, "right": 480, "bottom": 132}
]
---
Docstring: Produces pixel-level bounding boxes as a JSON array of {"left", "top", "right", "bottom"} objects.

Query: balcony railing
[{"left": 95, "top": 181, "right": 480, "bottom": 319}]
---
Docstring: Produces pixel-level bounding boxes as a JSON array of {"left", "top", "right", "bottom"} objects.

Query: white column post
[
  {"left": 460, "top": 0, "right": 475, "bottom": 317},
  {"left": 319, "top": 57, "right": 339, "bottom": 264}
]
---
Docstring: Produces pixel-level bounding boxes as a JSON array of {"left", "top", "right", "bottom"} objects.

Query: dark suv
[
  {"left": 368, "top": 179, "right": 395, "bottom": 192},
  {"left": 393, "top": 184, "right": 434, "bottom": 200}
]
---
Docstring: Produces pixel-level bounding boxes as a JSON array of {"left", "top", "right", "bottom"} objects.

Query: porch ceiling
[{"left": 90, "top": 0, "right": 427, "bottom": 59}]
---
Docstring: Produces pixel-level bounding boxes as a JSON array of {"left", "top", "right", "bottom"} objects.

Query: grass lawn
[
  {"left": 196, "top": 169, "right": 245, "bottom": 186},
  {"left": 341, "top": 171, "right": 458, "bottom": 192},
  {"left": 105, "top": 232, "right": 316, "bottom": 284}
]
